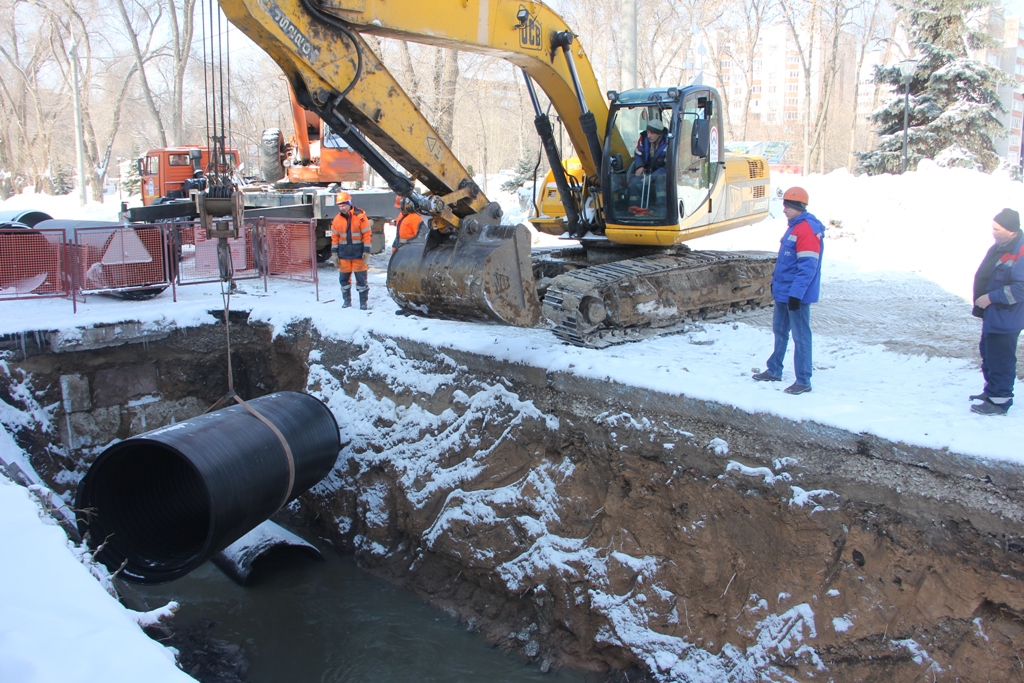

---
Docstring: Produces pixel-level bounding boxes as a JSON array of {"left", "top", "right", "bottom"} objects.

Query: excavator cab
[{"left": 602, "top": 87, "right": 723, "bottom": 242}]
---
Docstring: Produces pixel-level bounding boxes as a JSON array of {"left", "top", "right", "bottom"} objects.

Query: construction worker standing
[
  {"left": 752, "top": 186, "right": 825, "bottom": 395},
  {"left": 329, "top": 191, "right": 372, "bottom": 309},
  {"left": 392, "top": 197, "right": 423, "bottom": 252}
]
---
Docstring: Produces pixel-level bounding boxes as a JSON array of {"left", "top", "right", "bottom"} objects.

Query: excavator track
[{"left": 541, "top": 250, "right": 776, "bottom": 348}]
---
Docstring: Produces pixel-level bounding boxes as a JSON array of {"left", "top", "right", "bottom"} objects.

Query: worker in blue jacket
[
  {"left": 970, "top": 208, "right": 1024, "bottom": 415},
  {"left": 752, "top": 186, "right": 825, "bottom": 395}
]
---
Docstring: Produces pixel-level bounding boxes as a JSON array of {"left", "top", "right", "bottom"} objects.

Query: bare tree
[
  {"left": 115, "top": 0, "right": 167, "bottom": 147},
  {"left": 805, "top": 0, "right": 853, "bottom": 173},
  {"left": 727, "top": 0, "right": 778, "bottom": 140},
  {"left": 847, "top": 0, "right": 890, "bottom": 170},
  {"left": 0, "top": 0, "right": 58, "bottom": 192},
  {"left": 166, "top": 0, "right": 198, "bottom": 145},
  {"left": 398, "top": 42, "right": 423, "bottom": 110},
  {"left": 44, "top": 0, "right": 143, "bottom": 200},
  {"left": 434, "top": 48, "right": 459, "bottom": 147},
  {"left": 779, "top": 0, "right": 820, "bottom": 174}
]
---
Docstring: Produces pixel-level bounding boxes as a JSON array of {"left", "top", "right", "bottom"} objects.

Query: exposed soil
[
  {"left": 4, "top": 320, "right": 1024, "bottom": 681},
  {"left": 301, "top": 333, "right": 1024, "bottom": 682}
]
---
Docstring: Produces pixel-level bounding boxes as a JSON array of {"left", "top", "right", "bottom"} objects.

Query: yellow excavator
[{"left": 216, "top": 0, "right": 774, "bottom": 347}]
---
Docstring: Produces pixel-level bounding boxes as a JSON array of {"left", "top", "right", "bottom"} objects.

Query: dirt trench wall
[{"left": 303, "top": 333, "right": 1024, "bottom": 682}]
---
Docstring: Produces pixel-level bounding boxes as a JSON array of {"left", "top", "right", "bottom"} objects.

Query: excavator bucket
[{"left": 387, "top": 206, "right": 542, "bottom": 327}]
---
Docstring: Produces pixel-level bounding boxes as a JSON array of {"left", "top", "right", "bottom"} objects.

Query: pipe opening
[{"left": 82, "top": 444, "right": 211, "bottom": 580}]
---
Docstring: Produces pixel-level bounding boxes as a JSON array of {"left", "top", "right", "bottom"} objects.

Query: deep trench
[{"left": 5, "top": 318, "right": 1024, "bottom": 682}]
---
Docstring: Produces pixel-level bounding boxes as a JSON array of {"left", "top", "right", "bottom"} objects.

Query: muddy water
[{"left": 135, "top": 533, "right": 590, "bottom": 683}]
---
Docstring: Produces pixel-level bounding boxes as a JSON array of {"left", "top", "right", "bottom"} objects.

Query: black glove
[{"left": 788, "top": 296, "right": 801, "bottom": 311}]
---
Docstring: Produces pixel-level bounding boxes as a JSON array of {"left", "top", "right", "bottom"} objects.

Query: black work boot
[
  {"left": 341, "top": 285, "right": 352, "bottom": 308},
  {"left": 784, "top": 382, "right": 812, "bottom": 395},
  {"left": 971, "top": 398, "right": 1010, "bottom": 415},
  {"left": 752, "top": 371, "right": 781, "bottom": 382},
  {"left": 358, "top": 287, "right": 369, "bottom": 310}
]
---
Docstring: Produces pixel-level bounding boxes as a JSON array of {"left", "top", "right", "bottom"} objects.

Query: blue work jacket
[{"left": 772, "top": 211, "right": 825, "bottom": 304}]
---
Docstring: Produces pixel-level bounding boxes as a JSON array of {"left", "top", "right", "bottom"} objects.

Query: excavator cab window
[
  {"left": 322, "top": 123, "right": 353, "bottom": 150},
  {"left": 676, "top": 90, "right": 720, "bottom": 220},
  {"left": 604, "top": 103, "right": 673, "bottom": 223}
]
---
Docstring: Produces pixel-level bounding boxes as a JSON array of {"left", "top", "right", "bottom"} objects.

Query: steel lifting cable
[
  {"left": 207, "top": 279, "right": 297, "bottom": 511},
  {"left": 202, "top": 0, "right": 210, "bottom": 164},
  {"left": 198, "top": 0, "right": 294, "bottom": 508},
  {"left": 206, "top": 0, "right": 217, "bottom": 174},
  {"left": 217, "top": 6, "right": 226, "bottom": 169},
  {"left": 226, "top": 20, "right": 232, "bottom": 154}
]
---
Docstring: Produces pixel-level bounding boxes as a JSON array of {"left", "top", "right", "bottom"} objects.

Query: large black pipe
[{"left": 75, "top": 391, "right": 340, "bottom": 584}]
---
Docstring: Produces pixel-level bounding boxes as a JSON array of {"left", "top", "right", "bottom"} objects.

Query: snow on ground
[
  {"left": 3, "top": 163, "right": 1020, "bottom": 460},
  {"left": 0, "top": 473, "right": 192, "bottom": 683},
  {"left": 1, "top": 165, "right": 1022, "bottom": 681}
]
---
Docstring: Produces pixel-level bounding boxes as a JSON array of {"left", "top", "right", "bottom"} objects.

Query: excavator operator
[
  {"left": 329, "top": 191, "right": 372, "bottom": 310},
  {"left": 628, "top": 118, "right": 669, "bottom": 215},
  {"left": 392, "top": 197, "right": 423, "bottom": 253}
]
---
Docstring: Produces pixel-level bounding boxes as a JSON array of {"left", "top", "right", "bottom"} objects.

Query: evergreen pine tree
[
  {"left": 49, "top": 164, "right": 74, "bottom": 195},
  {"left": 857, "top": 0, "right": 1009, "bottom": 174},
  {"left": 500, "top": 153, "right": 542, "bottom": 193},
  {"left": 122, "top": 145, "right": 143, "bottom": 197}
]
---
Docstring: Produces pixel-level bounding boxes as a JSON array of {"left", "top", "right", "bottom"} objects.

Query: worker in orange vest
[
  {"left": 392, "top": 196, "right": 423, "bottom": 252},
  {"left": 328, "top": 191, "right": 372, "bottom": 309}
]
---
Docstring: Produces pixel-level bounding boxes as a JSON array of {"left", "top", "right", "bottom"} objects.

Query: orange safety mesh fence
[
  {"left": 70, "top": 225, "right": 169, "bottom": 296},
  {"left": 0, "top": 228, "right": 67, "bottom": 300},
  {"left": 171, "top": 219, "right": 262, "bottom": 285},
  {"left": 264, "top": 219, "right": 317, "bottom": 281}
]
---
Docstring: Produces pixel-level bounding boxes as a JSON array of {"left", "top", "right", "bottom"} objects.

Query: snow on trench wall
[{"left": 301, "top": 334, "right": 1024, "bottom": 682}]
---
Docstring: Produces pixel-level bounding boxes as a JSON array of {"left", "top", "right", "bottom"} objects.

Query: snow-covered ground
[
  {"left": 0, "top": 477, "right": 194, "bottom": 682},
  {"left": 1, "top": 163, "right": 1023, "bottom": 681}
]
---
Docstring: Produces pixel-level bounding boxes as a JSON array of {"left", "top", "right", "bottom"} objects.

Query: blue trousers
[
  {"left": 980, "top": 330, "right": 1020, "bottom": 402},
  {"left": 767, "top": 300, "right": 813, "bottom": 385}
]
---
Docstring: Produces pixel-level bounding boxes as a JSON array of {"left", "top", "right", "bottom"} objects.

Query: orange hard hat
[
  {"left": 336, "top": 191, "right": 352, "bottom": 204},
  {"left": 783, "top": 187, "right": 809, "bottom": 204}
]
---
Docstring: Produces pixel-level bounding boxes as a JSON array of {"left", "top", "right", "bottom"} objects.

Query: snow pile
[
  {"left": 697, "top": 162, "right": 1024, "bottom": 303},
  {"left": 0, "top": 473, "right": 191, "bottom": 682},
  {"left": 590, "top": 579, "right": 825, "bottom": 682}
]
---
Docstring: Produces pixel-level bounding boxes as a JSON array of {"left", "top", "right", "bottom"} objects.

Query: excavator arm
[
  {"left": 217, "top": 0, "right": 774, "bottom": 340},
  {"left": 220, "top": 0, "right": 616, "bottom": 180},
  {"left": 216, "top": 0, "right": 627, "bottom": 326}
]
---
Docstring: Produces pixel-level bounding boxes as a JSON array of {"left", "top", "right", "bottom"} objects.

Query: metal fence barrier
[
  {"left": 264, "top": 218, "right": 318, "bottom": 300},
  {"left": 0, "top": 228, "right": 68, "bottom": 300},
  {"left": 170, "top": 220, "right": 264, "bottom": 289},
  {"left": 70, "top": 225, "right": 171, "bottom": 311},
  {"left": 1, "top": 216, "right": 322, "bottom": 311}
]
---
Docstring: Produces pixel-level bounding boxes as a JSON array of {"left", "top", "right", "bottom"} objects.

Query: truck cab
[{"left": 139, "top": 147, "right": 240, "bottom": 206}]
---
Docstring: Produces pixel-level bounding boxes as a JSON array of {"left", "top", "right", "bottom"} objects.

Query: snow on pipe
[{"left": 75, "top": 391, "right": 340, "bottom": 584}]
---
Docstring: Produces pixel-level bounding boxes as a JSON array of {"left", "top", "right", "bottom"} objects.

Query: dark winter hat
[
  {"left": 646, "top": 118, "right": 667, "bottom": 134},
  {"left": 994, "top": 208, "right": 1021, "bottom": 233},
  {"left": 783, "top": 199, "right": 807, "bottom": 212}
]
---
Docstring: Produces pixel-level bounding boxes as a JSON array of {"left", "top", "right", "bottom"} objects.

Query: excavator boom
[{"left": 216, "top": 0, "right": 774, "bottom": 342}]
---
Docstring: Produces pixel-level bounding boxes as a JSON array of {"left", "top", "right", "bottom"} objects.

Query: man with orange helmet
[
  {"left": 752, "top": 186, "right": 825, "bottom": 395},
  {"left": 329, "top": 191, "right": 372, "bottom": 309},
  {"left": 391, "top": 196, "right": 422, "bottom": 252}
]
